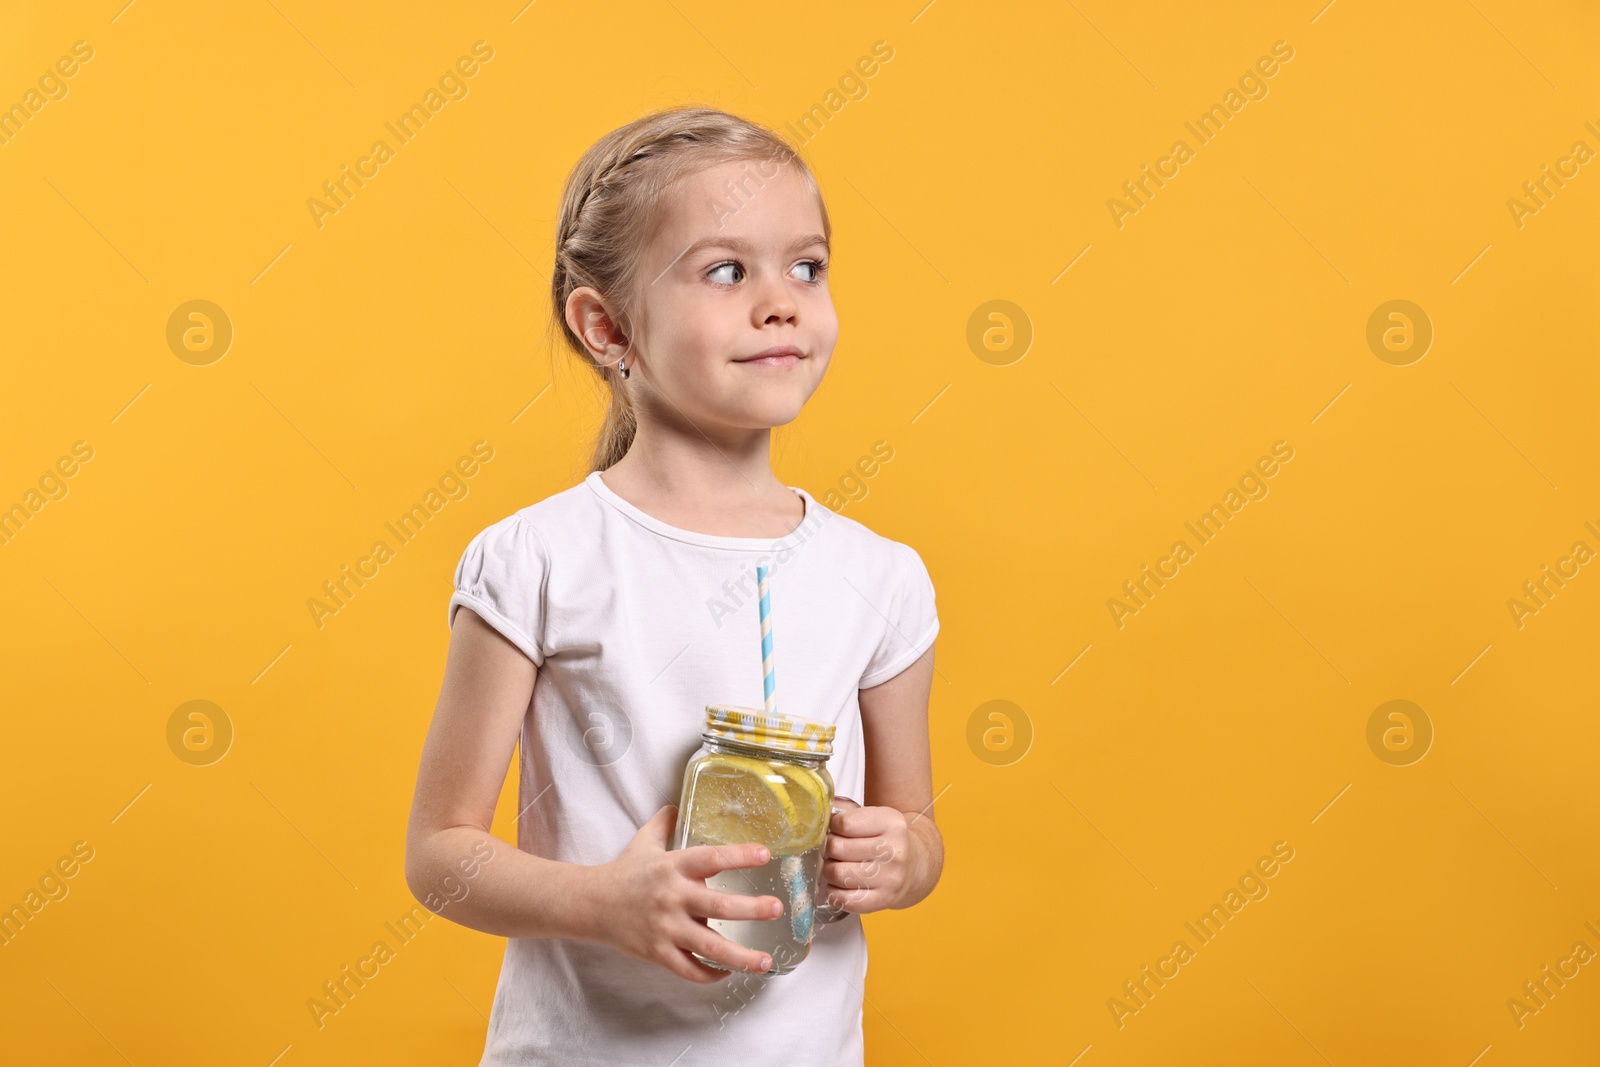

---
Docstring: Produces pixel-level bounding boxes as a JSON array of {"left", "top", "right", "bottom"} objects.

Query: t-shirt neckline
[{"left": 584, "top": 470, "right": 819, "bottom": 551}]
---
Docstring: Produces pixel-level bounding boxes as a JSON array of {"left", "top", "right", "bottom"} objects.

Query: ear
[{"left": 565, "top": 286, "right": 630, "bottom": 361}]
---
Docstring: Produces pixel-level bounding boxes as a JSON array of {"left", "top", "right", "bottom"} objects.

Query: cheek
[
  {"left": 656, "top": 318, "right": 747, "bottom": 409},
  {"left": 810, "top": 295, "right": 840, "bottom": 348},
  {"left": 638, "top": 302, "right": 716, "bottom": 379}
]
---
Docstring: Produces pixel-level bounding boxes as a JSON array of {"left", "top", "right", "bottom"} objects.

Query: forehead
[{"left": 650, "top": 157, "right": 824, "bottom": 253}]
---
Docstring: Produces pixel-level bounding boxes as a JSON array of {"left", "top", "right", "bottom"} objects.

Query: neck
[{"left": 613, "top": 403, "right": 786, "bottom": 503}]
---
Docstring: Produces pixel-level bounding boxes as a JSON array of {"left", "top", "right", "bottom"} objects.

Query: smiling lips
[{"left": 735, "top": 345, "right": 803, "bottom": 367}]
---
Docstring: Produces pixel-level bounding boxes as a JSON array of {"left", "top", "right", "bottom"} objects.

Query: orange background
[{"left": 2, "top": 1, "right": 1598, "bottom": 1064}]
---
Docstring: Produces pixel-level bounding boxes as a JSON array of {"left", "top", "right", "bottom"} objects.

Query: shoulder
[
  {"left": 801, "top": 492, "right": 933, "bottom": 585},
  {"left": 456, "top": 476, "right": 600, "bottom": 566},
  {"left": 514, "top": 474, "right": 605, "bottom": 530},
  {"left": 818, "top": 498, "right": 940, "bottom": 687}
]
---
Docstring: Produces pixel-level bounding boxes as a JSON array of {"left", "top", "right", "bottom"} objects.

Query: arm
[
  {"left": 823, "top": 642, "right": 943, "bottom": 912},
  {"left": 405, "top": 606, "right": 783, "bottom": 980},
  {"left": 404, "top": 606, "right": 597, "bottom": 941}
]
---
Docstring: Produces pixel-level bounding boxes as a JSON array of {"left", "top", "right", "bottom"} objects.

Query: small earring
[{"left": 618, "top": 354, "right": 630, "bottom": 379}]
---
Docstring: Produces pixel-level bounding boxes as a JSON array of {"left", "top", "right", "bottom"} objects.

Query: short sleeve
[
  {"left": 448, "top": 514, "right": 549, "bottom": 667},
  {"left": 859, "top": 541, "right": 940, "bottom": 689}
]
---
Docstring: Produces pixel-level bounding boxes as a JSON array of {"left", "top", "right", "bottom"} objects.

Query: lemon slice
[
  {"left": 688, "top": 754, "right": 798, "bottom": 850},
  {"left": 771, "top": 763, "right": 830, "bottom": 853}
]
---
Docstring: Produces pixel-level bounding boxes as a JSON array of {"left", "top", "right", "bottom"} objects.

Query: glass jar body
[{"left": 671, "top": 736, "right": 835, "bottom": 975}]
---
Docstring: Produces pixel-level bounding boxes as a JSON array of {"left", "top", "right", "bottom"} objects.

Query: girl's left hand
[{"left": 821, "top": 796, "right": 912, "bottom": 914}]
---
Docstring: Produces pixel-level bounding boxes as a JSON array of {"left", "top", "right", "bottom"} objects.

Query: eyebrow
[{"left": 675, "top": 233, "right": 830, "bottom": 261}]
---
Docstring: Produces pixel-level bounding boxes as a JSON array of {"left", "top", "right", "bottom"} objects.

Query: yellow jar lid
[{"left": 703, "top": 705, "right": 835, "bottom": 756}]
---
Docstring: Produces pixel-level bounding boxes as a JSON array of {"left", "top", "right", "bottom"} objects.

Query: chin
[
  {"left": 752, "top": 407, "right": 805, "bottom": 429},
  {"left": 741, "top": 399, "right": 807, "bottom": 429}
]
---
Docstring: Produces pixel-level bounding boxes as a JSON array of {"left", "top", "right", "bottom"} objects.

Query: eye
[
  {"left": 793, "top": 259, "right": 829, "bottom": 283},
  {"left": 707, "top": 261, "right": 744, "bottom": 286}
]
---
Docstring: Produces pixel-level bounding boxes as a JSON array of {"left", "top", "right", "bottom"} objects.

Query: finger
[
  {"left": 676, "top": 841, "right": 771, "bottom": 879},
  {"left": 824, "top": 884, "right": 883, "bottom": 914},
  {"left": 659, "top": 945, "right": 733, "bottom": 984},
  {"left": 832, "top": 795, "right": 861, "bottom": 812},
  {"left": 679, "top": 921, "right": 773, "bottom": 975},
  {"left": 688, "top": 887, "right": 784, "bottom": 923},
  {"left": 825, "top": 834, "right": 891, "bottom": 861},
  {"left": 831, "top": 804, "right": 892, "bottom": 838},
  {"left": 823, "top": 859, "right": 882, "bottom": 890},
  {"left": 630, "top": 805, "right": 678, "bottom": 852}
]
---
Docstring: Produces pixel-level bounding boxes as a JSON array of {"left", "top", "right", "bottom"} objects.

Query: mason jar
[{"left": 671, "top": 705, "right": 840, "bottom": 975}]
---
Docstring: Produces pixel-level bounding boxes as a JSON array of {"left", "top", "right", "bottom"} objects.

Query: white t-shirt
[{"left": 446, "top": 469, "right": 939, "bottom": 1067}]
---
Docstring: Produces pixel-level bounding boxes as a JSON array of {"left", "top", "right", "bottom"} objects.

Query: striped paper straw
[{"left": 757, "top": 565, "right": 776, "bottom": 716}]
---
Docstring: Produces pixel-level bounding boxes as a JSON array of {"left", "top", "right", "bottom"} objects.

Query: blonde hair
[{"left": 547, "top": 106, "right": 830, "bottom": 473}]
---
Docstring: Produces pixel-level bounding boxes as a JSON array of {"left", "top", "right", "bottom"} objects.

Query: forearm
[
  {"left": 892, "top": 816, "right": 944, "bottom": 909},
  {"left": 406, "top": 825, "right": 602, "bottom": 942}
]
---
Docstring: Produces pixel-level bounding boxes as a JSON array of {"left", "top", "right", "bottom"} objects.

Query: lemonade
[
  {"left": 671, "top": 707, "right": 836, "bottom": 975},
  {"left": 683, "top": 754, "right": 828, "bottom": 854},
  {"left": 699, "top": 845, "right": 825, "bottom": 974}
]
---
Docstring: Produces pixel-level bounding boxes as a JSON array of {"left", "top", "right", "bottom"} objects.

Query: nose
[{"left": 751, "top": 269, "right": 798, "bottom": 327}]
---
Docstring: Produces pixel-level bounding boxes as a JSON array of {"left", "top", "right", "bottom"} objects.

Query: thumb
[
  {"left": 630, "top": 803, "right": 679, "bottom": 851},
  {"left": 830, "top": 795, "right": 861, "bottom": 835}
]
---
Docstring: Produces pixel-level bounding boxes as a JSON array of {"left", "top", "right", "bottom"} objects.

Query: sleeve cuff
[
  {"left": 448, "top": 589, "right": 544, "bottom": 667},
  {"left": 860, "top": 616, "right": 939, "bottom": 689}
]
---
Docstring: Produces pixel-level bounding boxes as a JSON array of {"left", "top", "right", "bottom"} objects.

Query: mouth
[{"left": 734, "top": 345, "right": 803, "bottom": 368}]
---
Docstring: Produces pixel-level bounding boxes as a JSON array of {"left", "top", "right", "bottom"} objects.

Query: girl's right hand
[{"left": 590, "top": 804, "right": 783, "bottom": 982}]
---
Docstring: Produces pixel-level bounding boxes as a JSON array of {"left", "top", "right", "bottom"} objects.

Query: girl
[{"left": 405, "top": 106, "right": 942, "bottom": 1066}]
